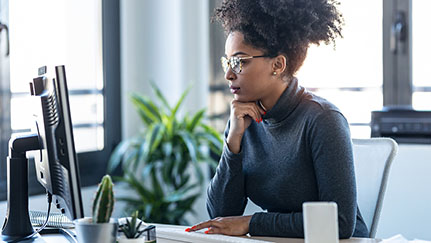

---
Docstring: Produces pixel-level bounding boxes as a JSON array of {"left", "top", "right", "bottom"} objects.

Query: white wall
[
  {"left": 376, "top": 144, "right": 431, "bottom": 240},
  {"left": 119, "top": 0, "right": 211, "bottom": 225},
  {"left": 120, "top": 0, "right": 210, "bottom": 139}
]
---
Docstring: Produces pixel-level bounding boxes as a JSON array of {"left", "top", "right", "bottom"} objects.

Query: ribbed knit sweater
[{"left": 206, "top": 78, "right": 369, "bottom": 238}]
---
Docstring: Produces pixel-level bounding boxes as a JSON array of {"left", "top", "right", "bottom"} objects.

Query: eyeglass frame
[{"left": 220, "top": 55, "right": 273, "bottom": 74}]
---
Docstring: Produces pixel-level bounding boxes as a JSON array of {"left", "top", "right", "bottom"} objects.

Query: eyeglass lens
[{"left": 221, "top": 56, "right": 241, "bottom": 74}]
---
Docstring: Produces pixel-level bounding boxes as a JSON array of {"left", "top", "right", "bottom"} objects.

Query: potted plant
[
  {"left": 74, "top": 175, "right": 118, "bottom": 243},
  {"left": 118, "top": 211, "right": 155, "bottom": 243},
  {"left": 108, "top": 82, "right": 222, "bottom": 225}
]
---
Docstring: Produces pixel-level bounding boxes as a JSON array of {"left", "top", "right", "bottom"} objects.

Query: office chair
[{"left": 352, "top": 138, "right": 398, "bottom": 238}]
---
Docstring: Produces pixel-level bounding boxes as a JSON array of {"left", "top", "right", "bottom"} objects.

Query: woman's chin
[{"left": 234, "top": 94, "right": 255, "bottom": 103}]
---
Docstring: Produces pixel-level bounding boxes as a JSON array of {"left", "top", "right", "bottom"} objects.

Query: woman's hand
[
  {"left": 227, "top": 100, "right": 266, "bottom": 153},
  {"left": 185, "top": 215, "right": 253, "bottom": 236}
]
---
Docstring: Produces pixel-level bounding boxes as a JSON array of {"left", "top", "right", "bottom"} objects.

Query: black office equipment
[
  {"left": 1, "top": 66, "right": 84, "bottom": 241},
  {"left": 371, "top": 107, "right": 431, "bottom": 144}
]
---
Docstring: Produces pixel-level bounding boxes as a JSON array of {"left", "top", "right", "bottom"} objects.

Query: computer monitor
[
  {"left": 1, "top": 65, "right": 84, "bottom": 241},
  {"left": 32, "top": 65, "right": 84, "bottom": 220}
]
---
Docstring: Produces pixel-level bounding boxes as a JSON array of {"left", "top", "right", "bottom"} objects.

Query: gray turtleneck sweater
[{"left": 206, "top": 78, "right": 369, "bottom": 238}]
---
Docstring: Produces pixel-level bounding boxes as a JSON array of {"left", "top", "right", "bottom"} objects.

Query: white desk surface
[
  {"left": 1, "top": 224, "right": 381, "bottom": 243},
  {"left": 38, "top": 234, "right": 381, "bottom": 243},
  {"left": 154, "top": 224, "right": 381, "bottom": 243}
]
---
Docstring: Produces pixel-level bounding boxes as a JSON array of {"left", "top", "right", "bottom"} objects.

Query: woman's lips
[{"left": 230, "top": 86, "right": 240, "bottom": 94}]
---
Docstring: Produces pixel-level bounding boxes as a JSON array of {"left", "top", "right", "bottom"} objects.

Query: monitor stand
[{"left": 1, "top": 134, "right": 41, "bottom": 242}]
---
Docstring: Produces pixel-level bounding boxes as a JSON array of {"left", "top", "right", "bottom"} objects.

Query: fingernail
[
  {"left": 264, "top": 111, "right": 266, "bottom": 115},
  {"left": 191, "top": 226, "right": 197, "bottom": 230},
  {"left": 260, "top": 118, "right": 263, "bottom": 122},
  {"left": 185, "top": 228, "right": 191, "bottom": 232},
  {"left": 204, "top": 230, "right": 210, "bottom": 234},
  {"left": 256, "top": 119, "right": 258, "bottom": 122}
]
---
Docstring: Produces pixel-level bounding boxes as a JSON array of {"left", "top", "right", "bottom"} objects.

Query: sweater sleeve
[
  {"left": 249, "top": 110, "right": 357, "bottom": 239},
  {"left": 206, "top": 120, "right": 248, "bottom": 218}
]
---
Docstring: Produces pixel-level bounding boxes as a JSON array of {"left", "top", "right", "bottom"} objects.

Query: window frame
[
  {"left": 383, "top": 0, "right": 412, "bottom": 107},
  {"left": 0, "top": 0, "right": 11, "bottom": 200}
]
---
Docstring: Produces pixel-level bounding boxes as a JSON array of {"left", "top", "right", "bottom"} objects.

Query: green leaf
[
  {"left": 140, "top": 124, "right": 158, "bottom": 164},
  {"left": 150, "top": 167, "right": 164, "bottom": 199},
  {"left": 165, "top": 184, "right": 199, "bottom": 202},
  {"left": 141, "top": 163, "right": 154, "bottom": 179},
  {"left": 196, "top": 132, "right": 222, "bottom": 153},
  {"left": 123, "top": 149, "right": 139, "bottom": 172},
  {"left": 177, "top": 131, "right": 198, "bottom": 163},
  {"left": 162, "top": 157, "right": 175, "bottom": 186},
  {"left": 131, "top": 93, "right": 162, "bottom": 123},
  {"left": 162, "top": 142, "right": 173, "bottom": 158},
  {"left": 135, "top": 109, "right": 153, "bottom": 126},
  {"left": 150, "top": 81, "right": 171, "bottom": 111},
  {"left": 176, "top": 154, "right": 190, "bottom": 177},
  {"left": 186, "top": 108, "right": 205, "bottom": 132},
  {"left": 200, "top": 123, "right": 223, "bottom": 145},
  {"left": 124, "top": 173, "right": 155, "bottom": 203},
  {"left": 177, "top": 174, "right": 190, "bottom": 189},
  {"left": 150, "top": 124, "right": 165, "bottom": 153},
  {"left": 170, "top": 85, "right": 192, "bottom": 119},
  {"left": 107, "top": 139, "right": 133, "bottom": 173},
  {"left": 177, "top": 131, "right": 204, "bottom": 183},
  {"left": 116, "top": 197, "right": 144, "bottom": 205}
]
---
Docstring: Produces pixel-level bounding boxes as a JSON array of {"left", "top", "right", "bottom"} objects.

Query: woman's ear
[{"left": 272, "top": 55, "right": 287, "bottom": 75}]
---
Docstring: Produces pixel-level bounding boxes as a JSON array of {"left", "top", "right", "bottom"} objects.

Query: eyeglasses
[{"left": 220, "top": 55, "right": 271, "bottom": 74}]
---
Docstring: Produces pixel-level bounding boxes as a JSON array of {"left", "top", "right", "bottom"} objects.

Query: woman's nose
[{"left": 224, "top": 67, "right": 236, "bottom": 81}]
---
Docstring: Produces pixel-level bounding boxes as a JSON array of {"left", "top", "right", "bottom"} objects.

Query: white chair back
[{"left": 352, "top": 138, "right": 398, "bottom": 238}]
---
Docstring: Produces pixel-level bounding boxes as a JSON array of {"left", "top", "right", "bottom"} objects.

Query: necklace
[{"left": 258, "top": 100, "right": 267, "bottom": 112}]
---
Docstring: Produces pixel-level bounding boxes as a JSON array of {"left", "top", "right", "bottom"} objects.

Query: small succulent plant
[
  {"left": 92, "top": 175, "right": 114, "bottom": 223},
  {"left": 120, "top": 211, "right": 145, "bottom": 239}
]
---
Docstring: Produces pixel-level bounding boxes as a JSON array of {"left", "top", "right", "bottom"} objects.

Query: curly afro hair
[{"left": 213, "top": 0, "right": 344, "bottom": 78}]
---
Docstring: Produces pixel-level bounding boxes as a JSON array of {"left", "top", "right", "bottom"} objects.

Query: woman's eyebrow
[{"left": 224, "top": 51, "right": 249, "bottom": 57}]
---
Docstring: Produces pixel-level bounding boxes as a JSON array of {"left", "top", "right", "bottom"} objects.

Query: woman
[{"left": 186, "top": 0, "right": 369, "bottom": 238}]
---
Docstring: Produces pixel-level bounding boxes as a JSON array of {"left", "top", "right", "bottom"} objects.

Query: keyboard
[{"left": 155, "top": 224, "right": 273, "bottom": 243}]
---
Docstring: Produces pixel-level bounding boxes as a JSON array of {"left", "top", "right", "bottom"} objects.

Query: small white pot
[
  {"left": 74, "top": 217, "right": 118, "bottom": 243},
  {"left": 117, "top": 237, "right": 148, "bottom": 243}
]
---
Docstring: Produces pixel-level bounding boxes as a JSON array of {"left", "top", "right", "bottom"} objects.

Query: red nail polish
[
  {"left": 260, "top": 118, "right": 263, "bottom": 122},
  {"left": 256, "top": 119, "right": 258, "bottom": 122},
  {"left": 185, "top": 228, "right": 191, "bottom": 232},
  {"left": 191, "top": 226, "right": 197, "bottom": 230},
  {"left": 264, "top": 111, "right": 266, "bottom": 115},
  {"left": 205, "top": 230, "right": 210, "bottom": 234}
]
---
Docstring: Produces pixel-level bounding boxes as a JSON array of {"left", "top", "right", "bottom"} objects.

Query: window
[
  {"left": 0, "top": 0, "right": 121, "bottom": 200},
  {"left": 297, "top": 0, "right": 383, "bottom": 138},
  {"left": 209, "top": 0, "right": 422, "bottom": 140},
  {"left": 0, "top": 0, "right": 11, "bottom": 199},
  {"left": 412, "top": 1, "right": 431, "bottom": 110},
  {"left": 10, "top": 0, "right": 104, "bottom": 152}
]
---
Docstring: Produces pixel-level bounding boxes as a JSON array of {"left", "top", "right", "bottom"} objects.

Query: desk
[
  {"left": 1, "top": 225, "right": 382, "bottom": 243},
  {"left": 154, "top": 224, "right": 381, "bottom": 243}
]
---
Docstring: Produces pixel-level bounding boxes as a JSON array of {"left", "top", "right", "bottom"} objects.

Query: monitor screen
[{"left": 31, "top": 65, "right": 84, "bottom": 221}]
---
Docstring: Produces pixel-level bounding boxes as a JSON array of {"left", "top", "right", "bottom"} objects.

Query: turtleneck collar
[{"left": 260, "top": 77, "right": 305, "bottom": 125}]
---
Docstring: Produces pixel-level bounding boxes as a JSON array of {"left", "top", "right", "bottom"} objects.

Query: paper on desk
[{"left": 381, "top": 234, "right": 431, "bottom": 243}]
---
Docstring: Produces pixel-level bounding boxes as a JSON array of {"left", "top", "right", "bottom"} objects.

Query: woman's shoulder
[
  {"left": 301, "top": 90, "right": 340, "bottom": 113},
  {"left": 298, "top": 90, "right": 348, "bottom": 124}
]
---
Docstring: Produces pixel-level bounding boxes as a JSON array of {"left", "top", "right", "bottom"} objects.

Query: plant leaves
[
  {"left": 150, "top": 81, "right": 171, "bottom": 111},
  {"left": 200, "top": 123, "right": 223, "bottom": 145},
  {"left": 150, "top": 167, "right": 164, "bottom": 199},
  {"left": 186, "top": 108, "right": 205, "bottom": 132},
  {"left": 164, "top": 183, "right": 199, "bottom": 203},
  {"left": 131, "top": 93, "right": 162, "bottom": 123},
  {"left": 107, "top": 139, "right": 133, "bottom": 173},
  {"left": 170, "top": 85, "right": 192, "bottom": 120}
]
